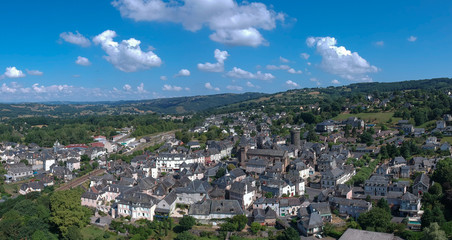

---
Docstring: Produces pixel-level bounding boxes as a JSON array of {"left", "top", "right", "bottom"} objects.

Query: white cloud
[
  {"left": 307, "top": 62, "right": 311, "bottom": 66},
  {"left": 331, "top": 79, "right": 340, "bottom": 84},
  {"left": 226, "top": 85, "right": 243, "bottom": 91},
  {"left": 246, "top": 81, "right": 255, "bottom": 87},
  {"left": 288, "top": 68, "right": 302, "bottom": 74},
  {"left": 310, "top": 77, "right": 321, "bottom": 86},
  {"left": 1, "top": 83, "right": 17, "bottom": 93},
  {"left": 26, "top": 69, "right": 43, "bottom": 76},
  {"left": 205, "top": 82, "right": 220, "bottom": 91},
  {"left": 59, "top": 31, "right": 91, "bottom": 47},
  {"left": 137, "top": 83, "right": 146, "bottom": 93},
  {"left": 307, "top": 36, "right": 378, "bottom": 82},
  {"left": 285, "top": 80, "right": 299, "bottom": 88},
  {"left": 266, "top": 65, "right": 290, "bottom": 70},
  {"left": 4, "top": 67, "right": 25, "bottom": 78},
  {"left": 375, "top": 41, "right": 384, "bottom": 46},
  {"left": 162, "top": 84, "right": 183, "bottom": 91},
  {"left": 175, "top": 69, "right": 191, "bottom": 77},
  {"left": 407, "top": 36, "right": 417, "bottom": 42},
  {"left": 300, "top": 53, "right": 310, "bottom": 59},
  {"left": 226, "top": 67, "right": 275, "bottom": 81},
  {"left": 198, "top": 49, "right": 229, "bottom": 72},
  {"left": 123, "top": 84, "right": 132, "bottom": 91},
  {"left": 93, "top": 30, "right": 162, "bottom": 72},
  {"left": 75, "top": 56, "right": 91, "bottom": 66},
  {"left": 279, "top": 56, "right": 289, "bottom": 63},
  {"left": 113, "top": 0, "right": 285, "bottom": 47},
  {"left": 160, "top": 76, "right": 167, "bottom": 81}
]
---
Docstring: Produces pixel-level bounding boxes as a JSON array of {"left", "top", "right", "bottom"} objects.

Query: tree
[
  {"left": 175, "top": 231, "right": 196, "bottom": 240},
  {"left": 66, "top": 226, "right": 83, "bottom": 240},
  {"left": 422, "top": 223, "right": 447, "bottom": 240},
  {"left": 278, "top": 227, "right": 299, "bottom": 240},
  {"left": 49, "top": 189, "right": 91, "bottom": 237},
  {"left": 215, "top": 168, "right": 226, "bottom": 179},
  {"left": 227, "top": 164, "right": 236, "bottom": 171},
  {"left": 265, "top": 192, "right": 274, "bottom": 198},
  {"left": 231, "top": 215, "right": 248, "bottom": 231},
  {"left": 377, "top": 198, "right": 391, "bottom": 214},
  {"left": 365, "top": 195, "right": 371, "bottom": 202},
  {"left": 358, "top": 207, "right": 392, "bottom": 232},
  {"left": 250, "top": 222, "right": 262, "bottom": 234},
  {"left": 179, "top": 215, "right": 196, "bottom": 231}
]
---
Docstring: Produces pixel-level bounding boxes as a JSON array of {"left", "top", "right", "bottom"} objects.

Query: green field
[
  {"left": 333, "top": 112, "right": 397, "bottom": 123},
  {"left": 81, "top": 226, "right": 120, "bottom": 240},
  {"left": 441, "top": 137, "right": 452, "bottom": 144}
]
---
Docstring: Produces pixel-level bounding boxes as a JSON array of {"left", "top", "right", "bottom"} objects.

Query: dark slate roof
[
  {"left": 413, "top": 173, "right": 430, "bottom": 187},
  {"left": 303, "top": 212, "right": 323, "bottom": 228},
  {"left": 246, "top": 149, "right": 286, "bottom": 157},
  {"left": 175, "top": 179, "right": 212, "bottom": 194}
]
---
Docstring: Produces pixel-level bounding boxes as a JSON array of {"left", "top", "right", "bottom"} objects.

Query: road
[{"left": 56, "top": 168, "right": 106, "bottom": 191}]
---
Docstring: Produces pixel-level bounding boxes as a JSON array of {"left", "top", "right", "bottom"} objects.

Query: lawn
[
  {"left": 333, "top": 112, "right": 396, "bottom": 123},
  {"left": 441, "top": 136, "right": 452, "bottom": 144},
  {"left": 81, "top": 225, "right": 121, "bottom": 240}
]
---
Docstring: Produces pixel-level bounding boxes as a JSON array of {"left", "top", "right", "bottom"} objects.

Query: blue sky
[{"left": 0, "top": 0, "right": 451, "bottom": 102}]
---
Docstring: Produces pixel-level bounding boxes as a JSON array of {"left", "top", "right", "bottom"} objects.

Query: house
[
  {"left": 436, "top": 121, "right": 447, "bottom": 130},
  {"left": 321, "top": 168, "right": 355, "bottom": 188},
  {"left": 81, "top": 191, "right": 100, "bottom": 209},
  {"left": 309, "top": 202, "right": 332, "bottom": 222},
  {"left": 412, "top": 173, "right": 430, "bottom": 195},
  {"left": 252, "top": 207, "right": 277, "bottom": 226},
  {"left": 297, "top": 212, "right": 324, "bottom": 236},
  {"left": 117, "top": 192, "right": 157, "bottom": 221},
  {"left": 155, "top": 191, "right": 177, "bottom": 217},
  {"left": 279, "top": 198, "right": 301, "bottom": 217},
  {"left": 19, "top": 181, "right": 45, "bottom": 195},
  {"left": 6, "top": 164, "right": 33, "bottom": 182},
  {"left": 329, "top": 197, "right": 371, "bottom": 219},
  {"left": 339, "top": 228, "right": 403, "bottom": 240},
  {"left": 364, "top": 175, "right": 389, "bottom": 196},
  {"left": 316, "top": 120, "right": 336, "bottom": 133},
  {"left": 399, "top": 192, "right": 421, "bottom": 217},
  {"left": 188, "top": 199, "right": 244, "bottom": 222},
  {"left": 175, "top": 179, "right": 212, "bottom": 204},
  {"left": 246, "top": 158, "right": 268, "bottom": 174},
  {"left": 401, "top": 124, "right": 414, "bottom": 135},
  {"left": 67, "top": 158, "right": 80, "bottom": 171},
  {"left": 253, "top": 197, "right": 279, "bottom": 213},
  {"left": 228, "top": 181, "right": 256, "bottom": 209}
]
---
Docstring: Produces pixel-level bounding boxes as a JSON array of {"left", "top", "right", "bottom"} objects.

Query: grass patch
[
  {"left": 441, "top": 137, "right": 452, "bottom": 144},
  {"left": 333, "top": 112, "right": 395, "bottom": 123},
  {"left": 80, "top": 225, "right": 120, "bottom": 240}
]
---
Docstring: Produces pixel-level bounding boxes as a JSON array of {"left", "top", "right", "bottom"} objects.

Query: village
[{"left": 2, "top": 108, "right": 451, "bottom": 240}]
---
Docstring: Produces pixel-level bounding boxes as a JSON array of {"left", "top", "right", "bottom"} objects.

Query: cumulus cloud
[
  {"left": 310, "top": 77, "right": 321, "bottom": 86},
  {"left": 205, "top": 82, "right": 220, "bottom": 91},
  {"left": 3, "top": 67, "right": 26, "bottom": 78},
  {"left": 375, "top": 41, "right": 384, "bottom": 46},
  {"left": 162, "top": 84, "right": 183, "bottom": 91},
  {"left": 93, "top": 30, "right": 162, "bottom": 72},
  {"left": 300, "top": 53, "right": 310, "bottom": 59},
  {"left": 246, "top": 81, "right": 255, "bottom": 87},
  {"left": 175, "top": 69, "right": 191, "bottom": 77},
  {"left": 137, "top": 83, "right": 146, "bottom": 93},
  {"left": 288, "top": 68, "right": 302, "bottom": 74},
  {"left": 226, "top": 85, "right": 243, "bottom": 91},
  {"left": 160, "top": 76, "right": 167, "bottom": 81},
  {"left": 198, "top": 49, "right": 229, "bottom": 72},
  {"left": 59, "top": 31, "right": 91, "bottom": 47},
  {"left": 285, "top": 80, "right": 299, "bottom": 88},
  {"left": 266, "top": 65, "right": 290, "bottom": 70},
  {"left": 112, "top": 0, "right": 285, "bottom": 47},
  {"left": 75, "top": 56, "right": 91, "bottom": 66},
  {"left": 331, "top": 79, "right": 340, "bottom": 84},
  {"left": 226, "top": 67, "right": 275, "bottom": 81},
  {"left": 307, "top": 36, "right": 379, "bottom": 82},
  {"left": 123, "top": 84, "right": 132, "bottom": 91},
  {"left": 26, "top": 69, "right": 43, "bottom": 76},
  {"left": 407, "top": 36, "right": 417, "bottom": 42},
  {"left": 279, "top": 56, "right": 289, "bottom": 63}
]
